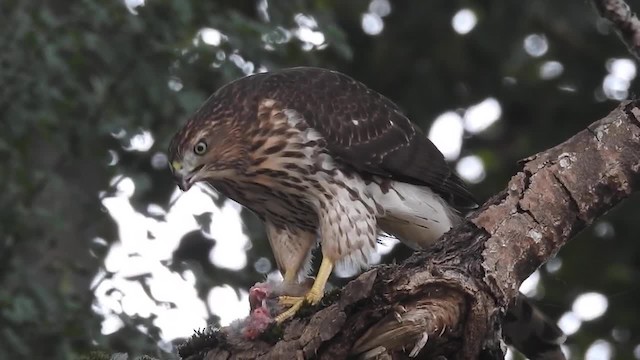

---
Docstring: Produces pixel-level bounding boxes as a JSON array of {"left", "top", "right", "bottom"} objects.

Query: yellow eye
[{"left": 194, "top": 140, "right": 207, "bottom": 155}]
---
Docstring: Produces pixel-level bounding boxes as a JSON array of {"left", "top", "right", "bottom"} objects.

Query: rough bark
[
  {"left": 178, "top": 101, "right": 640, "bottom": 360},
  {"left": 593, "top": 0, "right": 640, "bottom": 60}
]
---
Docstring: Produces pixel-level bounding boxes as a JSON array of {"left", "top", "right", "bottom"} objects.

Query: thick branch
[
  {"left": 593, "top": 0, "right": 640, "bottom": 60},
  {"left": 179, "top": 101, "right": 640, "bottom": 360}
]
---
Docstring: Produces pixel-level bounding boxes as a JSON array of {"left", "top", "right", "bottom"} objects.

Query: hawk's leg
[
  {"left": 277, "top": 272, "right": 313, "bottom": 305},
  {"left": 277, "top": 266, "right": 314, "bottom": 306},
  {"left": 274, "top": 257, "right": 333, "bottom": 323},
  {"left": 265, "top": 221, "right": 316, "bottom": 284},
  {"left": 275, "top": 180, "right": 378, "bottom": 323}
]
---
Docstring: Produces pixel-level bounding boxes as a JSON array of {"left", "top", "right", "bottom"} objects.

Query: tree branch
[
  {"left": 179, "top": 101, "right": 640, "bottom": 359},
  {"left": 593, "top": 0, "right": 640, "bottom": 60}
]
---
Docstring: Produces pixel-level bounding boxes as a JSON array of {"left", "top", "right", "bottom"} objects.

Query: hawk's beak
[
  {"left": 178, "top": 177, "right": 192, "bottom": 192},
  {"left": 172, "top": 171, "right": 193, "bottom": 192},
  {"left": 172, "top": 160, "right": 197, "bottom": 192}
]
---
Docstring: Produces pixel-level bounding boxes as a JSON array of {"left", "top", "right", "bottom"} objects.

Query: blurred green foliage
[{"left": 1, "top": 0, "right": 639, "bottom": 359}]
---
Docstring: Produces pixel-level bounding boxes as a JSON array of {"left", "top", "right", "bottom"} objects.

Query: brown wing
[{"left": 256, "top": 67, "right": 478, "bottom": 209}]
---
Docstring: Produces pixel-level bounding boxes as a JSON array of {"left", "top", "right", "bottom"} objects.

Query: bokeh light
[
  {"left": 558, "top": 311, "right": 582, "bottom": 336},
  {"left": 428, "top": 111, "right": 464, "bottom": 160},
  {"left": 540, "top": 61, "right": 564, "bottom": 80},
  {"left": 572, "top": 292, "right": 608, "bottom": 321},
  {"left": 523, "top": 33, "right": 549, "bottom": 57},
  {"left": 452, "top": 9, "right": 477, "bottom": 35},
  {"left": 585, "top": 339, "right": 614, "bottom": 360},
  {"left": 463, "top": 97, "right": 502, "bottom": 134},
  {"left": 456, "top": 155, "right": 486, "bottom": 184},
  {"left": 519, "top": 270, "right": 540, "bottom": 297},
  {"left": 603, "top": 58, "right": 637, "bottom": 100}
]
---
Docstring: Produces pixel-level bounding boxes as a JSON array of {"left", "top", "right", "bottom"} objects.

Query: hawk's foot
[
  {"left": 278, "top": 294, "right": 316, "bottom": 306},
  {"left": 274, "top": 288, "right": 324, "bottom": 323},
  {"left": 274, "top": 298, "right": 304, "bottom": 323},
  {"left": 274, "top": 257, "right": 334, "bottom": 323},
  {"left": 277, "top": 285, "right": 325, "bottom": 307}
]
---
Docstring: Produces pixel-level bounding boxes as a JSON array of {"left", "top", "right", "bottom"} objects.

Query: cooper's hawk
[{"left": 168, "top": 67, "right": 564, "bottom": 359}]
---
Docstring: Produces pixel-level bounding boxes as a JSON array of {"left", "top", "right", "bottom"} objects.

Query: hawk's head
[{"left": 168, "top": 115, "right": 248, "bottom": 191}]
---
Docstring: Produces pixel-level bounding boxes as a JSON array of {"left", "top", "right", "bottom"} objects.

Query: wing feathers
[{"left": 219, "top": 67, "right": 478, "bottom": 208}]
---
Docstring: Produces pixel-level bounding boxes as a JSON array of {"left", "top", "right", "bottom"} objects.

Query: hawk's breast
[{"left": 208, "top": 102, "right": 335, "bottom": 231}]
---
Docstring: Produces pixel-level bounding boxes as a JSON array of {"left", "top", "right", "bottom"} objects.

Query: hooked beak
[
  {"left": 177, "top": 175, "right": 193, "bottom": 192},
  {"left": 172, "top": 160, "right": 202, "bottom": 192}
]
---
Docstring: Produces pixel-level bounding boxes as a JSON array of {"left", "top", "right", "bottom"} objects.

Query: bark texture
[
  {"left": 593, "top": 0, "right": 640, "bottom": 60},
  {"left": 179, "top": 101, "right": 640, "bottom": 360}
]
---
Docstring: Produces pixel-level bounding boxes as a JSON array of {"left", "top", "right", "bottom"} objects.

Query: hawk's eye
[{"left": 194, "top": 140, "right": 207, "bottom": 155}]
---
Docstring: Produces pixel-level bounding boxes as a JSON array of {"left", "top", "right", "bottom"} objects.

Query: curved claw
[
  {"left": 274, "top": 257, "right": 333, "bottom": 323},
  {"left": 275, "top": 289, "right": 325, "bottom": 323},
  {"left": 274, "top": 257, "right": 333, "bottom": 324}
]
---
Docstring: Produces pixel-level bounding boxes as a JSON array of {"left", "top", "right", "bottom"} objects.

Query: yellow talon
[
  {"left": 275, "top": 257, "right": 334, "bottom": 323},
  {"left": 279, "top": 295, "right": 305, "bottom": 306},
  {"left": 275, "top": 299, "right": 306, "bottom": 323}
]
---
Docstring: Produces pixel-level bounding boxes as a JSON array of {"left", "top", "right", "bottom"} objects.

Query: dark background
[{"left": 2, "top": 0, "right": 640, "bottom": 359}]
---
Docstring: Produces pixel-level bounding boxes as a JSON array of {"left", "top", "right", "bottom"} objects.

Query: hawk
[{"left": 168, "top": 67, "right": 564, "bottom": 359}]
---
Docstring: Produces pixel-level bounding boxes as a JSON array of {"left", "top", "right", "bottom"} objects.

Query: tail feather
[{"left": 503, "top": 294, "right": 566, "bottom": 360}]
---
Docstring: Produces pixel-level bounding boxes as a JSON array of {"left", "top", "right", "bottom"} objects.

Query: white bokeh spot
[
  {"left": 519, "top": 270, "right": 540, "bottom": 297},
  {"left": 362, "top": 13, "right": 384, "bottom": 35},
  {"left": 603, "top": 58, "right": 637, "bottom": 100},
  {"left": 428, "top": 111, "right": 464, "bottom": 160},
  {"left": 456, "top": 155, "right": 485, "bottom": 184},
  {"left": 452, "top": 8, "right": 477, "bottom": 35},
  {"left": 585, "top": 339, "right": 614, "bottom": 360},
  {"left": 572, "top": 292, "right": 608, "bottom": 321},
  {"left": 126, "top": 130, "right": 154, "bottom": 152},
  {"left": 199, "top": 28, "right": 225, "bottom": 46},
  {"left": 540, "top": 60, "right": 564, "bottom": 80},
  {"left": 464, "top": 97, "right": 501, "bottom": 133},
  {"left": 523, "top": 33, "right": 549, "bottom": 57},
  {"left": 558, "top": 311, "right": 582, "bottom": 336}
]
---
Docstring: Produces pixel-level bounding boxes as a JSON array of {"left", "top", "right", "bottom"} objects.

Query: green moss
[
  {"left": 257, "top": 322, "right": 284, "bottom": 344},
  {"left": 177, "top": 327, "right": 226, "bottom": 359},
  {"left": 78, "top": 351, "right": 111, "bottom": 360}
]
